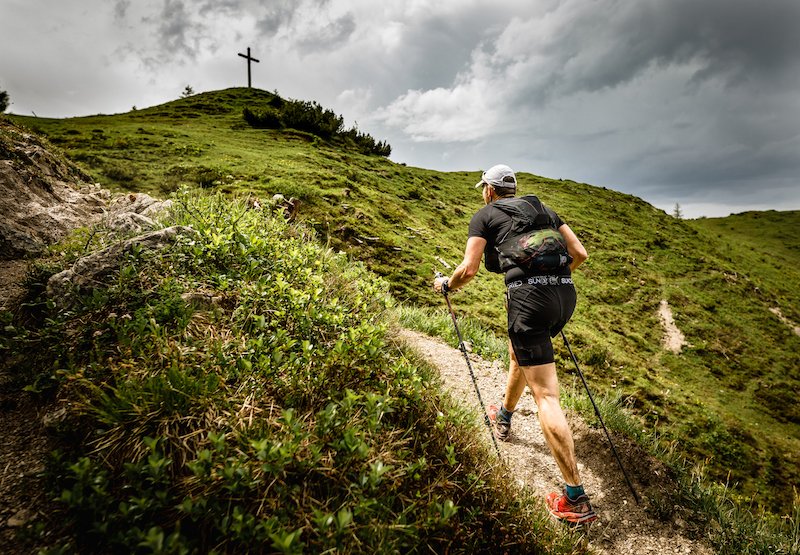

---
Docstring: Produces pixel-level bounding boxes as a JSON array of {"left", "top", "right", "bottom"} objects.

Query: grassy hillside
[
  {"left": 1, "top": 192, "right": 585, "bottom": 554},
  {"left": 688, "top": 210, "right": 800, "bottom": 323},
  {"left": 9, "top": 89, "right": 800, "bottom": 514}
]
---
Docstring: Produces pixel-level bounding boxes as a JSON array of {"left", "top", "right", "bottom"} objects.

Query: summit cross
[{"left": 237, "top": 47, "right": 260, "bottom": 88}]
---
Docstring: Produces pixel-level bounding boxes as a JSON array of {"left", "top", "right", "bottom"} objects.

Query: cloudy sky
[{"left": 2, "top": 0, "right": 799, "bottom": 218}]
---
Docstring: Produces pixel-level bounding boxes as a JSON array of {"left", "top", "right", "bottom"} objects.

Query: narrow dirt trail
[
  {"left": 394, "top": 328, "right": 712, "bottom": 555},
  {"left": 659, "top": 300, "right": 687, "bottom": 353},
  {"left": 0, "top": 259, "right": 57, "bottom": 552}
]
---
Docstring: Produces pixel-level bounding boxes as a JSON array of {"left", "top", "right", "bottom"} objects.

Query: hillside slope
[
  {"left": 0, "top": 184, "right": 589, "bottom": 553},
  {"left": 9, "top": 89, "right": 800, "bottom": 514},
  {"left": 397, "top": 328, "right": 713, "bottom": 555},
  {"left": 688, "top": 210, "right": 800, "bottom": 323}
]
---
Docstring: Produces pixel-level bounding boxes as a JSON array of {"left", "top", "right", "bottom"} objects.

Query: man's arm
[
  {"left": 559, "top": 224, "right": 588, "bottom": 271},
  {"left": 434, "top": 236, "right": 487, "bottom": 293}
]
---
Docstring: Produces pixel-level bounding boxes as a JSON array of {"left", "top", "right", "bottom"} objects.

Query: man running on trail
[{"left": 433, "top": 164, "right": 596, "bottom": 525}]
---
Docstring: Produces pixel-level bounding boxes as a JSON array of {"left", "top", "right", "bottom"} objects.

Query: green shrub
[
  {"left": 280, "top": 99, "right": 343, "bottom": 139},
  {"left": 7, "top": 190, "right": 581, "bottom": 554},
  {"left": 242, "top": 96, "right": 391, "bottom": 156},
  {"left": 242, "top": 106, "right": 283, "bottom": 129}
]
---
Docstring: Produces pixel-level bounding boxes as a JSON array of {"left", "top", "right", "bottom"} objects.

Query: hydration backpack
[{"left": 493, "top": 195, "right": 573, "bottom": 273}]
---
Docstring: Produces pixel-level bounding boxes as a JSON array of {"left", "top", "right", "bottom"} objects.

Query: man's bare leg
[
  {"left": 519, "top": 361, "right": 581, "bottom": 485},
  {"left": 501, "top": 341, "right": 527, "bottom": 411}
]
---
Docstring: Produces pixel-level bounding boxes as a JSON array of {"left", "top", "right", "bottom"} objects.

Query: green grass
[
  {"left": 398, "top": 301, "right": 800, "bottom": 554},
  {"left": 6, "top": 88, "right": 800, "bottom": 516},
  {"left": 1, "top": 191, "right": 586, "bottom": 554},
  {"left": 688, "top": 210, "right": 800, "bottom": 323}
]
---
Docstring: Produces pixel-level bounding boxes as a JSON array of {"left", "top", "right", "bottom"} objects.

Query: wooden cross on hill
[{"left": 237, "top": 47, "right": 260, "bottom": 88}]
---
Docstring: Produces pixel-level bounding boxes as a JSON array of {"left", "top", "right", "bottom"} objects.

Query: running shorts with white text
[{"left": 506, "top": 283, "right": 576, "bottom": 366}]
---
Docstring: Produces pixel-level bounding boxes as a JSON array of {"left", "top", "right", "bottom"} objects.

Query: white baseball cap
[{"left": 475, "top": 164, "right": 516, "bottom": 189}]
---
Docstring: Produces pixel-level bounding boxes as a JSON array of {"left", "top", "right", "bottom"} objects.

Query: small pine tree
[
  {"left": 0, "top": 88, "right": 9, "bottom": 113},
  {"left": 673, "top": 203, "right": 683, "bottom": 219},
  {"left": 181, "top": 85, "right": 195, "bottom": 98}
]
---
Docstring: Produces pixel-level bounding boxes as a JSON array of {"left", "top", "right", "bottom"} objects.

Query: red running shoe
[{"left": 546, "top": 491, "right": 597, "bottom": 525}]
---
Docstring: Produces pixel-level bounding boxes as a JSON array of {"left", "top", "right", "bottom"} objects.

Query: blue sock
[
  {"left": 565, "top": 484, "right": 585, "bottom": 500},
  {"left": 499, "top": 405, "right": 514, "bottom": 422}
]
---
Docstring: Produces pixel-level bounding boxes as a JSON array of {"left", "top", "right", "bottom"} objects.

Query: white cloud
[
  {"left": 335, "top": 87, "right": 373, "bottom": 127},
  {"left": 378, "top": 21, "right": 405, "bottom": 51},
  {"left": 377, "top": 80, "right": 501, "bottom": 142}
]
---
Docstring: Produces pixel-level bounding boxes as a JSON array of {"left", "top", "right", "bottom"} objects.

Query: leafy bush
[
  {"left": 243, "top": 106, "right": 283, "bottom": 129},
  {"left": 280, "top": 99, "right": 344, "bottom": 139},
  {"left": 5, "top": 190, "right": 581, "bottom": 554},
  {"left": 340, "top": 126, "right": 392, "bottom": 156},
  {"left": 0, "top": 88, "right": 8, "bottom": 112},
  {"left": 242, "top": 97, "right": 391, "bottom": 156}
]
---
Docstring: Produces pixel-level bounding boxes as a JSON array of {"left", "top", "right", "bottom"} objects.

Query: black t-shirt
[{"left": 468, "top": 196, "right": 567, "bottom": 282}]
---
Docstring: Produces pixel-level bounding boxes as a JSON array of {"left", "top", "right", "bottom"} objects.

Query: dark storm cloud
[
  {"left": 377, "top": 0, "right": 799, "bottom": 215},
  {"left": 151, "top": 0, "right": 203, "bottom": 59},
  {"left": 254, "top": 0, "right": 332, "bottom": 37},
  {"left": 198, "top": 0, "right": 242, "bottom": 17},
  {"left": 3, "top": 0, "right": 797, "bottom": 216},
  {"left": 674, "top": 0, "right": 800, "bottom": 86},
  {"left": 500, "top": 0, "right": 800, "bottom": 107},
  {"left": 634, "top": 132, "right": 800, "bottom": 196},
  {"left": 296, "top": 13, "right": 356, "bottom": 54},
  {"left": 254, "top": 1, "right": 297, "bottom": 35},
  {"left": 390, "top": 14, "right": 489, "bottom": 91},
  {"left": 114, "top": 0, "right": 130, "bottom": 20}
]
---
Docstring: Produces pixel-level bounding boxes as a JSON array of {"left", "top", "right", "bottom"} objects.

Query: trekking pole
[
  {"left": 435, "top": 273, "right": 502, "bottom": 459},
  {"left": 560, "top": 331, "right": 641, "bottom": 505}
]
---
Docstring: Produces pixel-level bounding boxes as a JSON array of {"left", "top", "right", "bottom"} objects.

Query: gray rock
[
  {"left": 103, "top": 193, "right": 174, "bottom": 233},
  {"left": 105, "top": 211, "right": 159, "bottom": 234},
  {"left": 1, "top": 121, "right": 177, "bottom": 259},
  {"left": 47, "top": 225, "right": 195, "bottom": 307},
  {"left": 0, "top": 120, "right": 106, "bottom": 259}
]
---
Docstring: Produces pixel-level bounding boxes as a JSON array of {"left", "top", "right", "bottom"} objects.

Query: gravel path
[{"left": 395, "top": 328, "right": 712, "bottom": 555}]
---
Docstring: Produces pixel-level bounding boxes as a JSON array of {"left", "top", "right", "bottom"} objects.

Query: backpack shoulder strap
[{"left": 494, "top": 195, "right": 551, "bottom": 227}]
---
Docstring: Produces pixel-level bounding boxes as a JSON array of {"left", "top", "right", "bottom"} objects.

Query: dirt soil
[
  {"left": 394, "top": 328, "right": 712, "bottom": 555},
  {"left": 0, "top": 259, "right": 61, "bottom": 553},
  {"left": 658, "top": 299, "right": 686, "bottom": 354}
]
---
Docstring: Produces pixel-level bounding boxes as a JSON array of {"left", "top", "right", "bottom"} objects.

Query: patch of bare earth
[
  {"left": 394, "top": 328, "right": 711, "bottom": 555},
  {"left": 770, "top": 307, "right": 800, "bottom": 337},
  {"left": 0, "top": 260, "right": 28, "bottom": 312},
  {"left": 658, "top": 300, "right": 686, "bottom": 354},
  {"left": 0, "top": 260, "right": 60, "bottom": 553}
]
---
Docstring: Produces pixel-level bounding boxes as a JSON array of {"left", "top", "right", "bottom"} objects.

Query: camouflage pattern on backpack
[{"left": 493, "top": 195, "right": 573, "bottom": 273}]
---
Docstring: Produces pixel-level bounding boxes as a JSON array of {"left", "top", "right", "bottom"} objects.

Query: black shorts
[{"left": 506, "top": 281, "right": 576, "bottom": 366}]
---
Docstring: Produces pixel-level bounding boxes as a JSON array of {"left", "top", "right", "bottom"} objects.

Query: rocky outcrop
[
  {"left": 0, "top": 120, "right": 178, "bottom": 259},
  {"left": 0, "top": 119, "right": 107, "bottom": 259},
  {"left": 46, "top": 225, "right": 196, "bottom": 308},
  {"left": 1, "top": 118, "right": 184, "bottom": 307},
  {"left": 104, "top": 193, "right": 173, "bottom": 233}
]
